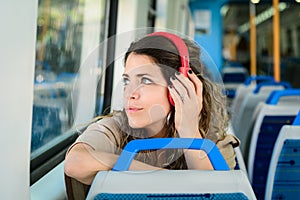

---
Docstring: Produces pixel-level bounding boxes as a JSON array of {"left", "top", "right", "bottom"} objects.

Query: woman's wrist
[{"left": 178, "top": 129, "right": 202, "bottom": 138}]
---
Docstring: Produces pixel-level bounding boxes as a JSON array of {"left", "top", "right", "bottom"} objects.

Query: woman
[{"left": 64, "top": 32, "right": 239, "bottom": 188}]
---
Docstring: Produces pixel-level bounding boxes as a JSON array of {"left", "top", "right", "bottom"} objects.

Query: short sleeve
[
  {"left": 216, "top": 134, "right": 240, "bottom": 169},
  {"left": 70, "top": 117, "right": 121, "bottom": 154}
]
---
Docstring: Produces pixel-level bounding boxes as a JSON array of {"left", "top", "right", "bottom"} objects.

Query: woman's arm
[
  {"left": 168, "top": 71, "right": 214, "bottom": 170},
  {"left": 64, "top": 143, "right": 163, "bottom": 185},
  {"left": 181, "top": 131, "right": 213, "bottom": 170}
]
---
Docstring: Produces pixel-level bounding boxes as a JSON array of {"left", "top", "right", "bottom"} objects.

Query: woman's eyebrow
[
  {"left": 122, "top": 73, "right": 129, "bottom": 78},
  {"left": 136, "top": 73, "right": 153, "bottom": 77},
  {"left": 122, "top": 73, "right": 154, "bottom": 78}
]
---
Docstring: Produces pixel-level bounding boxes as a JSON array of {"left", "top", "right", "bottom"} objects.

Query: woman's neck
[{"left": 149, "top": 125, "right": 167, "bottom": 138}]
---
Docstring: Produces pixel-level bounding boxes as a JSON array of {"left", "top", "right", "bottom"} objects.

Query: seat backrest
[
  {"left": 265, "top": 124, "right": 300, "bottom": 200},
  {"left": 234, "top": 82, "right": 290, "bottom": 156},
  {"left": 222, "top": 70, "right": 248, "bottom": 84},
  {"left": 87, "top": 138, "right": 256, "bottom": 200},
  {"left": 221, "top": 66, "right": 248, "bottom": 83},
  {"left": 87, "top": 170, "right": 257, "bottom": 200},
  {"left": 230, "top": 76, "right": 275, "bottom": 128},
  {"left": 247, "top": 90, "right": 300, "bottom": 200},
  {"left": 222, "top": 66, "right": 248, "bottom": 100},
  {"left": 230, "top": 84, "right": 256, "bottom": 128}
]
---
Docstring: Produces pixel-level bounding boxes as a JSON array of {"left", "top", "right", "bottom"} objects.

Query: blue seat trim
[
  {"left": 266, "top": 89, "right": 300, "bottom": 105},
  {"left": 226, "top": 89, "right": 236, "bottom": 98},
  {"left": 253, "top": 81, "right": 291, "bottom": 94},
  {"left": 94, "top": 192, "right": 249, "bottom": 200},
  {"left": 113, "top": 138, "right": 229, "bottom": 171},
  {"left": 293, "top": 111, "right": 300, "bottom": 125}
]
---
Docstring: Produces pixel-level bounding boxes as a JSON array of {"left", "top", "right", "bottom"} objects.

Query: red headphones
[{"left": 147, "top": 32, "right": 191, "bottom": 106}]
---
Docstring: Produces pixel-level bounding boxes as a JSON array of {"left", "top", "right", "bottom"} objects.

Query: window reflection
[{"left": 32, "top": 0, "right": 106, "bottom": 153}]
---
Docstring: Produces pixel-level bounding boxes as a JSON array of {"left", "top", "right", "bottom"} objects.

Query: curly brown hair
[{"left": 111, "top": 33, "right": 229, "bottom": 169}]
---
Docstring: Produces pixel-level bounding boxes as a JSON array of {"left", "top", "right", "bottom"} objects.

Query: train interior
[{"left": 1, "top": 0, "right": 300, "bottom": 199}]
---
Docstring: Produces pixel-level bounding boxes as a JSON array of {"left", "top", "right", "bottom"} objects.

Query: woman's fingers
[
  {"left": 174, "top": 72, "right": 195, "bottom": 97},
  {"left": 187, "top": 70, "right": 203, "bottom": 97},
  {"left": 171, "top": 70, "right": 203, "bottom": 103},
  {"left": 168, "top": 84, "right": 182, "bottom": 106},
  {"left": 168, "top": 71, "right": 202, "bottom": 138},
  {"left": 170, "top": 74, "right": 189, "bottom": 103}
]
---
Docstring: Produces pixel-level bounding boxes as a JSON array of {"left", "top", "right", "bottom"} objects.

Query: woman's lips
[{"left": 126, "top": 107, "right": 143, "bottom": 113}]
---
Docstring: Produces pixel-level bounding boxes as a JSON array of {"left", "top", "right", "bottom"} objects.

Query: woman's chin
[{"left": 128, "top": 119, "right": 146, "bottom": 129}]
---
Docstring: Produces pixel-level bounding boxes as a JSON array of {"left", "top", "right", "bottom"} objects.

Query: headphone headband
[
  {"left": 147, "top": 32, "right": 190, "bottom": 70},
  {"left": 147, "top": 32, "right": 191, "bottom": 106}
]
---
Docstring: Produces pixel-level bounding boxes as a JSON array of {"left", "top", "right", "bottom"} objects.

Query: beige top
[{"left": 72, "top": 115, "right": 240, "bottom": 169}]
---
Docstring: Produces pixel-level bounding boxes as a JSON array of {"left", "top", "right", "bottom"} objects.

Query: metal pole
[
  {"left": 273, "top": 0, "right": 280, "bottom": 81},
  {"left": 250, "top": 2, "right": 257, "bottom": 76}
]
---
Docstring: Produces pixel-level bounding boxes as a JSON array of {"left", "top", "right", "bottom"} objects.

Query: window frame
[{"left": 30, "top": 0, "right": 118, "bottom": 185}]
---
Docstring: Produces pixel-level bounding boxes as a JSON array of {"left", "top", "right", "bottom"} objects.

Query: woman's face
[{"left": 123, "top": 53, "right": 171, "bottom": 136}]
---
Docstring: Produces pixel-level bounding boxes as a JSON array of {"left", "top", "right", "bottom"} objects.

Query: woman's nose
[
  {"left": 130, "top": 91, "right": 139, "bottom": 99},
  {"left": 124, "top": 85, "right": 140, "bottom": 100}
]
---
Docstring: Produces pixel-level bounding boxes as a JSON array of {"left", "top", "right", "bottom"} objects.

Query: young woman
[{"left": 64, "top": 32, "right": 239, "bottom": 188}]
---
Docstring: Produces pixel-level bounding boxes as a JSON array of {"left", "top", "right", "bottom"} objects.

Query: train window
[{"left": 31, "top": 0, "right": 108, "bottom": 184}]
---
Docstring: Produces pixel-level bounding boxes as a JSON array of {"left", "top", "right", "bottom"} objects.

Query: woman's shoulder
[
  {"left": 86, "top": 114, "right": 121, "bottom": 133},
  {"left": 80, "top": 112, "right": 123, "bottom": 146},
  {"left": 95, "top": 111, "right": 122, "bottom": 128},
  {"left": 85, "top": 111, "right": 123, "bottom": 137}
]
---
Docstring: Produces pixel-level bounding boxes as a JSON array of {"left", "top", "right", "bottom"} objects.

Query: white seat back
[
  {"left": 248, "top": 103, "right": 300, "bottom": 181},
  {"left": 235, "top": 84, "right": 287, "bottom": 156},
  {"left": 87, "top": 170, "right": 257, "bottom": 200},
  {"left": 246, "top": 94, "right": 300, "bottom": 199}
]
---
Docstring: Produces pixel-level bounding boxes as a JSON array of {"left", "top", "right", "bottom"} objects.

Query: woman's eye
[
  {"left": 123, "top": 78, "right": 129, "bottom": 86},
  {"left": 141, "top": 77, "right": 152, "bottom": 85}
]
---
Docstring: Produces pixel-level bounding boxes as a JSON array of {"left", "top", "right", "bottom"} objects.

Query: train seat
[
  {"left": 265, "top": 117, "right": 300, "bottom": 200},
  {"left": 222, "top": 67, "right": 248, "bottom": 83},
  {"left": 222, "top": 65, "right": 248, "bottom": 99},
  {"left": 247, "top": 89, "right": 300, "bottom": 200},
  {"left": 88, "top": 170, "right": 256, "bottom": 200},
  {"left": 234, "top": 81, "right": 291, "bottom": 157},
  {"left": 230, "top": 76, "right": 275, "bottom": 130},
  {"left": 86, "top": 138, "right": 256, "bottom": 200}
]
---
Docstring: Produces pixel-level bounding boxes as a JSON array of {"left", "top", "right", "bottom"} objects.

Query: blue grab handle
[
  {"left": 112, "top": 138, "right": 230, "bottom": 171},
  {"left": 253, "top": 81, "right": 291, "bottom": 94},
  {"left": 244, "top": 75, "right": 274, "bottom": 86},
  {"left": 265, "top": 89, "right": 300, "bottom": 105},
  {"left": 293, "top": 110, "right": 300, "bottom": 126}
]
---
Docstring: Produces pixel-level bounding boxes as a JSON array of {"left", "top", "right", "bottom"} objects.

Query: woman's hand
[{"left": 168, "top": 70, "right": 203, "bottom": 138}]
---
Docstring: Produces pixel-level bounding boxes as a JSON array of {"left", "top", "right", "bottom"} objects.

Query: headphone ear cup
[{"left": 168, "top": 92, "right": 175, "bottom": 106}]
